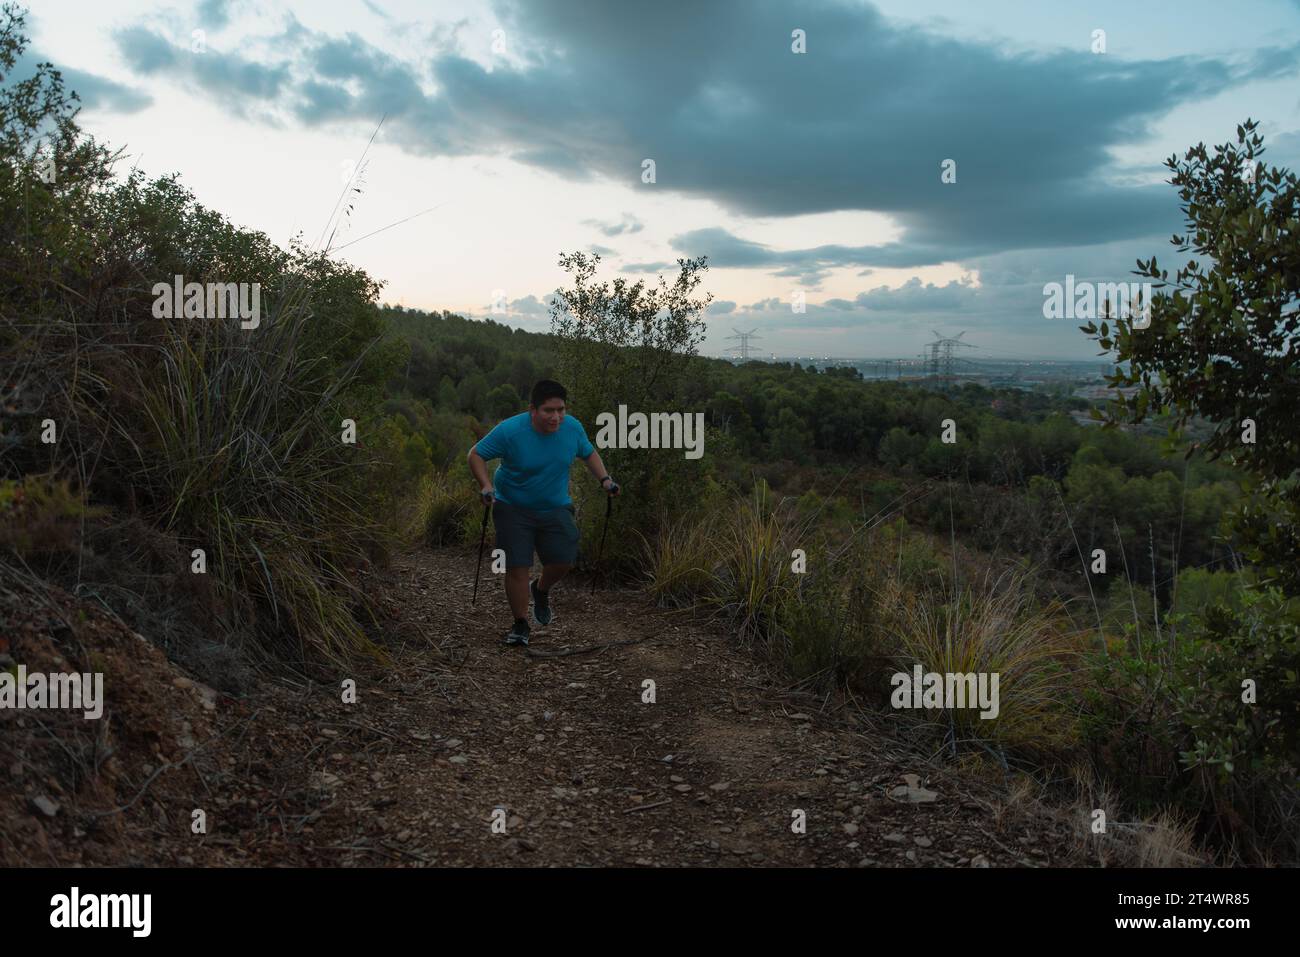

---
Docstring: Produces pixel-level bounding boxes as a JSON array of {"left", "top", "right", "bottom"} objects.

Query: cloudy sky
[{"left": 20, "top": 0, "right": 1300, "bottom": 359}]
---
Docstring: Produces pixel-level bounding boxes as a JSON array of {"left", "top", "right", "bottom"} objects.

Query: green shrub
[
  {"left": 635, "top": 501, "right": 721, "bottom": 609},
  {"left": 1083, "top": 587, "right": 1300, "bottom": 863},
  {"left": 702, "top": 479, "right": 818, "bottom": 651},
  {"left": 0, "top": 8, "right": 409, "bottom": 667},
  {"left": 885, "top": 569, "right": 1080, "bottom": 756},
  {"left": 425, "top": 460, "right": 478, "bottom": 548}
]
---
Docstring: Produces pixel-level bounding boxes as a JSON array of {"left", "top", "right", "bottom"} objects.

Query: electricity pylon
[
  {"left": 724, "top": 327, "right": 763, "bottom": 362},
  {"left": 921, "top": 330, "right": 976, "bottom": 388}
]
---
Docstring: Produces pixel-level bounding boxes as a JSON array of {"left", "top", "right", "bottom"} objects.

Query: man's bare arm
[
  {"left": 581, "top": 449, "right": 619, "bottom": 494},
  {"left": 467, "top": 447, "right": 493, "bottom": 498}
]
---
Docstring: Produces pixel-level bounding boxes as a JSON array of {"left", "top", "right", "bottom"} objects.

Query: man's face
[{"left": 531, "top": 398, "right": 565, "bottom": 432}]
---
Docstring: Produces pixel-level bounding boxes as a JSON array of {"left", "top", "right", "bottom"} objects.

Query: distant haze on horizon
[
  {"left": 25, "top": 0, "right": 1300, "bottom": 361},
  {"left": 756, "top": 355, "right": 1113, "bottom": 364}
]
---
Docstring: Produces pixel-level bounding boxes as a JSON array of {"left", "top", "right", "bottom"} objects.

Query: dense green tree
[
  {"left": 770, "top": 407, "right": 812, "bottom": 461},
  {"left": 437, "top": 375, "right": 458, "bottom": 410},
  {"left": 878, "top": 427, "right": 928, "bottom": 471},
  {"left": 548, "top": 251, "right": 713, "bottom": 570},
  {"left": 485, "top": 383, "right": 520, "bottom": 420},
  {"left": 457, "top": 372, "right": 488, "bottom": 417},
  {"left": 1083, "top": 119, "right": 1300, "bottom": 594}
]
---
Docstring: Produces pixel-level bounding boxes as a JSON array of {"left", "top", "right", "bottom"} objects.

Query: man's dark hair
[{"left": 530, "top": 379, "right": 568, "bottom": 408}]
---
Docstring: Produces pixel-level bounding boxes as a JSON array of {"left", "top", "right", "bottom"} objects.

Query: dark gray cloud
[
  {"left": 509, "top": 144, "right": 593, "bottom": 178},
  {"left": 109, "top": 0, "right": 1300, "bottom": 264},
  {"left": 468, "top": 293, "right": 555, "bottom": 328},
  {"left": 770, "top": 263, "right": 831, "bottom": 287},
  {"left": 583, "top": 212, "right": 644, "bottom": 236},
  {"left": 478, "top": 0, "right": 1296, "bottom": 259},
  {"left": 587, "top": 243, "right": 617, "bottom": 256},
  {"left": 501, "top": 293, "right": 553, "bottom": 319},
  {"left": 114, "top": 24, "right": 291, "bottom": 110},
  {"left": 9, "top": 46, "right": 151, "bottom": 114},
  {"left": 506, "top": 230, "right": 1196, "bottom": 356},
  {"left": 670, "top": 227, "right": 771, "bottom": 266},
  {"left": 114, "top": 26, "right": 178, "bottom": 73},
  {"left": 298, "top": 79, "right": 353, "bottom": 121},
  {"left": 506, "top": 231, "right": 1199, "bottom": 358},
  {"left": 853, "top": 277, "right": 978, "bottom": 311},
  {"left": 706, "top": 236, "right": 1185, "bottom": 352},
  {"left": 60, "top": 65, "right": 152, "bottom": 112},
  {"left": 195, "top": 0, "right": 234, "bottom": 30},
  {"left": 668, "top": 226, "right": 987, "bottom": 275}
]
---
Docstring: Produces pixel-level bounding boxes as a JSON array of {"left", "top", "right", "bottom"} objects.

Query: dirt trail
[
  {"left": 257, "top": 545, "right": 1081, "bottom": 867},
  {"left": 2, "top": 544, "right": 1084, "bottom": 867}
]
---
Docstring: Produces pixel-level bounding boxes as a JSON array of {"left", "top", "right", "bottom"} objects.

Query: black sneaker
[
  {"left": 504, "top": 618, "right": 530, "bottom": 646},
  {"left": 530, "top": 579, "right": 553, "bottom": 626}
]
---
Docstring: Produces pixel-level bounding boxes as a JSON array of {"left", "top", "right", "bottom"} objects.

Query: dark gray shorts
[{"left": 492, "top": 500, "right": 579, "bottom": 568}]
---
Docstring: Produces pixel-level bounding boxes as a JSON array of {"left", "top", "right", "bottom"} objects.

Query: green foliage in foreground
[
  {"left": 1084, "top": 118, "right": 1300, "bottom": 598},
  {"left": 1084, "top": 587, "right": 1300, "bottom": 863},
  {"left": 0, "top": 5, "right": 426, "bottom": 666}
]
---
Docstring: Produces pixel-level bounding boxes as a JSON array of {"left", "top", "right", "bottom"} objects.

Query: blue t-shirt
[{"left": 473, "top": 412, "right": 596, "bottom": 511}]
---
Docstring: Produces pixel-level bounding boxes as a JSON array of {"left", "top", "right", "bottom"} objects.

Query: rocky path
[
  {"left": 256, "top": 546, "right": 1082, "bottom": 867},
  {"left": 3, "top": 544, "right": 1084, "bottom": 867}
]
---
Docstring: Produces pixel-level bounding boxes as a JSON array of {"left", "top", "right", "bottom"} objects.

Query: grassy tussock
[
  {"left": 423, "top": 457, "right": 483, "bottom": 548},
  {"left": 635, "top": 505, "right": 721, "bottom": 609},
  {"left": 644, "top": 485, "right": 1080, "bottom": 757},
  {"left": 883, "top": 569, "right": 1081, "bottom": 754},
  {"left": 79, "top": 295, "right": 396, "bottom": 666}
]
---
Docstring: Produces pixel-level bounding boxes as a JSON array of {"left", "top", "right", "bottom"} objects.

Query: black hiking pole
[
  {"left": 589, "top": 492, "right": 614, "bottom": 595},
  {"left": 472, "top": 498, "right": 490, "bottom": 605}
]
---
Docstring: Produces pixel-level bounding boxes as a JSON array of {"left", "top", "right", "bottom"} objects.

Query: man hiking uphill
[{"left": 467, "top": 380, "right": 620, "bottom": 646}]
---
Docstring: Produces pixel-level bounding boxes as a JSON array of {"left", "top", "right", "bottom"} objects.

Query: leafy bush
[
  {"left": 1083, "top": 586, "right": 1300, "bottom": 863},
  {"left": 549, "top": 250, "right": 715, "bottom": 579},
  {"left": 0, "top": 7, "right": 410, "bottom": 667},
  {"left": 1082, "top": 118, "right": 1300, "bottom": 598}
]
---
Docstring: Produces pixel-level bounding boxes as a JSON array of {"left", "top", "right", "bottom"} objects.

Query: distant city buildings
[{"left": 715, "top": 353, "right": 1125, "bottom": 398}]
